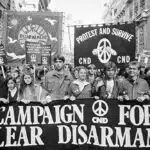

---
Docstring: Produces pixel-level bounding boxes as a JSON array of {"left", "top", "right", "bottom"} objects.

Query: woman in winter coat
[{"left": 69, "top": 66, "right": 92, "bottom": 100}]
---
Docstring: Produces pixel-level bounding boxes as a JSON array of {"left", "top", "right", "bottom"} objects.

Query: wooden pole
[
  {"left": 1, "top": 66, "right": 6, "bottom": 79},
  {"left": 33, "top": 64, "right": 36, "bottom": 81}
]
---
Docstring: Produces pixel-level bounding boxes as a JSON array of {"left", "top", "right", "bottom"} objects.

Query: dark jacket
[
  {"left": 68, "top": 80, "right": 92, "bottom": 99},
  {"left": 92, "top": 77, "right": 123, "bottom": 99},
  {"left": 8, "top": 88, "right": 19, "bottom": 102},
  {"left": 121, "top": 77, "right": 149, "bottom": 100}
]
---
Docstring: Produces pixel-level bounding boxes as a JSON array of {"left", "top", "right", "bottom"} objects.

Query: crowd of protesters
[{"left": 0, "top": 54, "right": 150, "bottom": 104}]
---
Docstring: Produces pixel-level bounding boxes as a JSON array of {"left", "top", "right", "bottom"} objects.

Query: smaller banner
[
  {"left": 41, "top": 45, "right": 51, "bottom": 65},
  {"left": 25, "top": 41, "right": 41, "bottom": 65},
  {"left": 25, "top": 41, "right": 51, "bottom": 65},
  {"left": 6, "top": 11, "right": 63, "bottom": 64}
]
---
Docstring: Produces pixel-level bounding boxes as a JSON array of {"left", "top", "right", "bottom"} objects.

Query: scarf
[
  {"left": 9, "top": 87, "right": 17, "bottom": 97},
  {"left": 73, "top": 79, "right": 90, "bottom": 92}
]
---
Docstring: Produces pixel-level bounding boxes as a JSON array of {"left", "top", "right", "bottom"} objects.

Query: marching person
[
  {"left": 68, "top": 66, "right": 92, "bottom": 100},
  {"left": 11, "top": 68, "right": 20, "bottom": 79},
  {"left": 72, "top": 66, "right": 79, "bottom": 80},
  {"left": 144, "top": 66, "right": 150, "bottom": 87},
  {"left": 93, "top": 61, "right": 123, "bottom": 99},
  {"left": 87, "top": 64, "right": 97, "bottom": 85},
  {"left": 64, "top": 63, "right": 73, "bottom": 76},
  {"left": 43, "top": 55, "right": 73, "bottom": 101},
  {"left": 19, "top": 72, "right": 50, "bottom": 104},
  {"left": 118, "top": 61, "right": 150, "bottom": 102},
  {"left": 36, "top": 69, "right": 46, "bottom": 86},
  {"left": 15, "top": 76, "right": 21, "bottom": 90},
  {"left": 6, "top": 77, "right": 19, "bottom": 103}
]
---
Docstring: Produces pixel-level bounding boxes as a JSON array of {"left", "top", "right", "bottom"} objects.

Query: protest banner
[
  {"left": 41, "top": 45, "right": 51, "bottom": 65},
  {"left": 0, "top": 98, "right": 149, "bottom": 150},
  {"left": 25, "top": 41, "right": 51, "bottom": 65},
  {"left": 74, "top": 22, "right": 136, "bottom": 68},
  {"left": 6, "top": 11, "right": 63, "bottom": 64},
  {"left": 25, "top": 41, "right": 41, "bottom": 65}
]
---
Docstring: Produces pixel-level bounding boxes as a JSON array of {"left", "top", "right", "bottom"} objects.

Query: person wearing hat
[{"left": 43, "top": 55, "right": 73, "bottom": 101}]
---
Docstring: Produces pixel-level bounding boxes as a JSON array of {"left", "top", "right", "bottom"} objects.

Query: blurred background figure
[
  {"left": 64, "top": 63, "right": 73, "bottom": 76},
  {"left": 36, "top": 69, "right": 46, "bottom": 86},
  {"left": 16, "top": 76, "right": 21, "bottom": 90},
  {"left": 72, "top": 66, "right": 79, "bottom": 80},
  {"left": 139, "top": 64, "right": 146, "bottom": 79},
  {"left": 23, "top": 64, "right": 34, "bottom": 74},
  {"left": 144, "top": 66, "right": 150, "bottom": 87},
  {"left": 117, "top": 68, "right": 126, "bottom": 82},
  {"left": 11, "top": 68, "right": 20, "bottom": 79},
  {"left": 87, "top": 64, "right": 97, "bottom": 85}
]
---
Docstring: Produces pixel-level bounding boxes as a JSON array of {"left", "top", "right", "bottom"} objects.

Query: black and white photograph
[{"left": 0, "top": 0, "right": 150, "bottom": 149}]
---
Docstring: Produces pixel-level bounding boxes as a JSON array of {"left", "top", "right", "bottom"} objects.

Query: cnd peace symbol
[
  {"left": 98, "top": 38, "right": 111, "bottom": 63},
  {"left": 42, "top": 57, "right": 48, "bottom": 64},
  {"left": 92, "top": 38, "right": 117, "bottom": 63},
  {"left": 92, "top": 100, "right": 108, "bottom": 117},
  {"left": 31, "top": 54, "right": 36, "bottom": 62}
]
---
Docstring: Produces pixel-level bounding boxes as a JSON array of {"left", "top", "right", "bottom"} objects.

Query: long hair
[
  {"left": 6, "top": 77, "right": 16, "bottom": 90},
  {"left": 19, "top": 72, "right": 35, "bottom": 96}
]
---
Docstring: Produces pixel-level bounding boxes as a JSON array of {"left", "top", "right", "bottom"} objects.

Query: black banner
[
  {"left": 0, "top": 98, "right": 150, "bottom": 150},
  {"left": 25, "top": 41, "right": 51, "bottom": 65},
  {"left": 25, "top": 41, "right": 41, "bottom": 64},
  {"left": 41, "top": 45, "right": 51, "bottom": 65},
  {"left": 74, "top": 22, "right": 136, "bottom": 68}
]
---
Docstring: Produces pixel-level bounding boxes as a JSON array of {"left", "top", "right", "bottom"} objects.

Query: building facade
[
  {"left": 14, "top": 0, "right": 51, "bottom": 11},
  {"left": 103, "top": 0, "right": 150, "bottom": 65}
]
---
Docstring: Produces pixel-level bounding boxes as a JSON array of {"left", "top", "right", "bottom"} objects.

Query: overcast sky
[
  {"left": 49, "top": 0, "right": 110, "bottom": 24},
  {"left": 23, "top": 0, "right": 110, "bottom": 50}
]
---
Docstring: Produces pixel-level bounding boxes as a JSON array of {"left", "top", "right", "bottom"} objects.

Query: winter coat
[
  {"left": 43, "top": 70, "right": 73, "bottom": 100},
  {"left": 68, "top": 79, "right": 92, "bottom": 99}
]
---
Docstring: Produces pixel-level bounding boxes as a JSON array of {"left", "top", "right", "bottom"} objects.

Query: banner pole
[
  {"left": 1, "top": 66, "right": 6, "bottom": 79},
  {"left": 43, "top": 65, "right": 46, "bottom": 86},
  {"left": 68, "top": 26, "right": 72, "bottom": 52},
  {"left": 33, "top": 64, "right": 36, "bottom": 81}
]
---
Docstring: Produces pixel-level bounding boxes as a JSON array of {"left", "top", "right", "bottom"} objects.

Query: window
[
  {"left": 134, "top": 0, "right": 138, "bottom": 16},
  {"left": 140, "top": 0, "right": 145, "bottom": 11},
  {"left": 129, "top": 7, "right": 133, "bottom": 20},
  {"left": 139, "top": 26, "right": 144, "bottom": 52}
]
